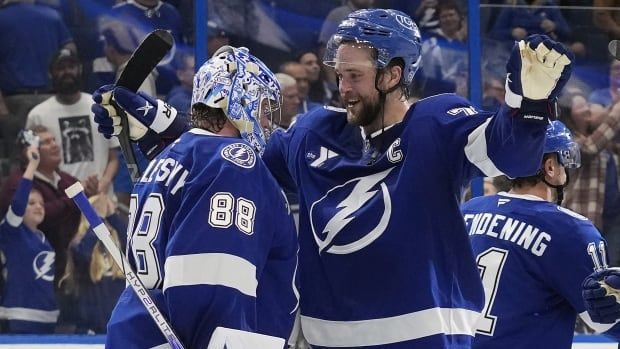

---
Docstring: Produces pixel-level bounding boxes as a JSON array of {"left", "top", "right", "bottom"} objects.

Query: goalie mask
[{"left": 191, "top": 46, "right": 281, "bottom": 155}]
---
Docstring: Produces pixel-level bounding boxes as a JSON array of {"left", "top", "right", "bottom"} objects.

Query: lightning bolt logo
[
  {"left": 310, "top": 167, "right": 394, "bottom": 254},
  {"left": 33, "top": 251, "right": 55, "bottom": 281}
]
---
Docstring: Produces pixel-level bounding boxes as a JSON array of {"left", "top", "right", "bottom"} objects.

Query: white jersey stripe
[
  {"left": 0, "top": 306, "right": 59, "bottom": 323},
  {"left": 163, "top": 253, "right": 257, "bottom": 297},
  {"left": 464, "top": 118, "right": 504, "bottom": 177},
  {"left": 301, "top": 307, "right": 480, "bottom": 347},
  {"left": 5, "top": 206, "right": 22, "bottom": 228}
]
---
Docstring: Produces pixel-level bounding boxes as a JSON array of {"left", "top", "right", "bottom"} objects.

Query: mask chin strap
[{"left": 541, "top": 169, "right": 570, "bottom": 206}]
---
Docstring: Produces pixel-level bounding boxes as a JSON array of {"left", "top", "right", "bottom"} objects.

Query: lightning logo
[
  {"left": 33, "top": 251, "right": 55, "bottom": 281},
  {"left": 221, "top": 143, "right": 256, "bottom": 168},
  {"left": 310, "top": 167, "right": 394, "bottom": 254}
]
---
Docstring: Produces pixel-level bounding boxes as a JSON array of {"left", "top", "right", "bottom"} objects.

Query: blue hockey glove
[
  {"left": 504, "top": 34, "right": 573, "bottom": 121},
  {"left": 92, "top": 85, "right": 178, "bottom": 140},
  {"left": 583, "top": 268, "right": 620, "bottom": 324}
]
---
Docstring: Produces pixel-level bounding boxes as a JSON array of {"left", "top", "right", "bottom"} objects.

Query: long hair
[{"left": 60, "top": 195, "right": 124, "bottom": 295}]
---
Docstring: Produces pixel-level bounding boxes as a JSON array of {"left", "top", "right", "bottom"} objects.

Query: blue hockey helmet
[
  {"left": 191, "top": 46, "right": 281, "bottom": 155},
  {"left": 323, "top": 8, "right": 422, "bottom": 86},
  {"left": 544, "top": 120, "right": 580, "bottom": 169}
]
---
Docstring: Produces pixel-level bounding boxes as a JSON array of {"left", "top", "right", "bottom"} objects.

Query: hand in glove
[{"left": 504, "top": 34, "right": 574, "bottom": 121}]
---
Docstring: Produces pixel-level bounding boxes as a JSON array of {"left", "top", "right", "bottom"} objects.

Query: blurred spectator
[
  {"left": 490, "top": 0, "right": 571, "bottom": 43},
  {"left": 593, "top": 0, "right": 620, "bottom": 41},
  {"left": 414, "top": 0, "right": 440, "bottom": 35},
  {"left": 0, "top": 0, "right": 75, "bottom": 166},
  {"left": 273, "top": 73, "right": 301, "bottom": 130},
  {"left": 482, "top": 73, "right": 505, "bottom": 111},
  {"left": 589, "top": 58, "right": 620, "bottom": 109},
  {"left": 100, "top": 0, "right": 183, "bottom": 95},
  {"left": 26, "top": 49, "right": 119, "bottom": 196},
  {"left": 562, "top": 93, "right": 620, "bottom": 265},
  {"left": 0, "top": 125, "right": 90, "bottom": 288},
  {"left": 298, "top": 50, "right": 337, "bottom": 105},
  {"left": 419, "top": 2, "right": 467, "bottom": 93},
  {"left": 280, "top": 61, "right": 322, "bottom": 113},
  {"left": 462, "top": 177, "right": 499, "bottom": 202},
  {"left": 207, "top": 22, "right": 231, "bottom": 57},
  {"left": 318, "top": 0, "right": 375, "bottom": 45},
  {"left": 0, "top": 139, "right": 58, "bottom": 333},
  {"left": 166, "top": 52, "right": 194, "bottom": 117},
  {"left": 60, "top": 194, "right": 125, "bottom": 334}
]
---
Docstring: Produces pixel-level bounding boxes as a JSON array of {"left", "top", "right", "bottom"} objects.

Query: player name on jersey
[
  {"left": 463, "top": 212, "right": 551, "bottom": 257},
  {"left": 139, "top": 157, "right": 189, "bottom": 195}
]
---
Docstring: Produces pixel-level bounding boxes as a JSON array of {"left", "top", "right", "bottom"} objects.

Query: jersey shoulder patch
[
  {"left": 220, "top": 143, "right": 256, "bottom": 168},
  {"left": 556, "top": 206, "right": 588, "bottom": 221}
]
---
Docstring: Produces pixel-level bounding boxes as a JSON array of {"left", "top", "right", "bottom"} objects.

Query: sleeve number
[
  {"left": 475, "top": 248, "right": 509, "bottom": 336},
  {"left": 127, "top": 193, "right": 165, "bottom": 289},
  {"left": 208, "top": 193, "right": 256, "bottom": 235},
  {"left": 587, "top": 241, "right": 608, "bottom": 272}
]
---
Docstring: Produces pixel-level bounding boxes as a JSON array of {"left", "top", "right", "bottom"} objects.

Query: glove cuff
[
  {"left": 138, "top": 130, "right": 166, "bottom": 160},
  {"left": 517, "top": 98, "right": 558, "bottom": 122}
]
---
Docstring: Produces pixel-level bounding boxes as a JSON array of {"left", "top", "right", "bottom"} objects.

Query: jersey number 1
[{"left": 476, "top": 247, "right": 509, "bottom": 336}]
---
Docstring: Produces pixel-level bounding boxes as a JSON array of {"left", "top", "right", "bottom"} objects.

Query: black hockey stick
[
  {"left": 114, "top": 29, "right": 174, "bottom": 183},
  {"left": 65, "top": 182, "right": 186, "bottom": 349}
]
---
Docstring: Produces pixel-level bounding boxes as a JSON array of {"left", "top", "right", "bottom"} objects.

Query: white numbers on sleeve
[
  {"left": 588, "top": 241, "right": 608, "bottom": 272},
  {"left": 208, "top": 193, "right": 257, "bottom": 235}
]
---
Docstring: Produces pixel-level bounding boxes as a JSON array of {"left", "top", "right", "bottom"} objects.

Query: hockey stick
[
  {"left": 114, "top": 29, "right": 174, "bottom": 183},
  {"left": 65, "top": 182, "right": 185, "bottom": 349}
]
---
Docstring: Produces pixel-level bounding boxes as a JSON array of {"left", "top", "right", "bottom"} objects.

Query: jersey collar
[{"left": 498, "top": 191, "right": 546, "bottom": 202}]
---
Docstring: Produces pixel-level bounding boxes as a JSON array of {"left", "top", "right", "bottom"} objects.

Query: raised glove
[
  {"left": 583, "top": 268, "right": 620, "bottom": 324},
  {"left": 505, "top": 34, "right": 573, "bottom": 121},
  {"left": 91, "top": 85, "right": 177, "bottom": 140}
]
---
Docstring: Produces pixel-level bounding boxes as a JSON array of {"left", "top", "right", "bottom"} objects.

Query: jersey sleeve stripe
[
  {"left": 300, "top": 307, "right": 480, "bottom": 347},
  {"left": 464, "top": 118, "right": 504, "bottom": 177},
  {"left": 163, "top": 253, "right": 258, "bottom": 297},
  {"left": 0, "top": 306, "right": 59, "bottom": 323},
  {"left": 5, "top": 206, "right": 22, "bottom": 228}
]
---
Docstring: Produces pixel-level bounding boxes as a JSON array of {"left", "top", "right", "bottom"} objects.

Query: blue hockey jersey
[
  {"left": 106, "top": 129, "right": 298, "bottom": 349},
  {"left": 0, "top": 178, "right": 57, "bottom": 333},
  {"left": 263, "top": 94, "right": 548, "bottom": 348},
  {"left": 462, "top": 192, "right": 620, "bottom": 348}
]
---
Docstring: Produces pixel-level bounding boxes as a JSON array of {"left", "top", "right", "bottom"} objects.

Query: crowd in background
[{"left": 0, "top": 0, "right": 618, "bottom": 336}]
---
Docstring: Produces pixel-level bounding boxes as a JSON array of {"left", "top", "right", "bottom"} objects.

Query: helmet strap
[{"left": 540, "top": 165, "right": 570, "bottom": 206}]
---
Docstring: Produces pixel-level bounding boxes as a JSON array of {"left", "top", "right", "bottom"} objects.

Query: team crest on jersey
[
  {"left": 310, "top": 167, "right": 394, "bottom": 254},
  {"left": 33, "top": 251, "right": 55, "bottom": 282},
  {"left": 221, "top": 143, "right": 256, "bottom": 168}
]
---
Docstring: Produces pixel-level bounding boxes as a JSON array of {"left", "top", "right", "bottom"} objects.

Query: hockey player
[
  {"left": 91, "top": 9, "right": 573, "bottom": 348},
  {"left": 92, "top": 46, "right": 298, "bottom": 348},
  {"left": 0, "top": 131, "right": 58, "bottom": 333},
  {"left": 462, "top": 120, "right": 620, "bottom": 348}
]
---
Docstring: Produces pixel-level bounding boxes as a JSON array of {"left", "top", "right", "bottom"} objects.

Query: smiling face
[
  {"left": 24, "top": 190, "right": 45, "bottom": 230},
  {"left": 334, "top": 43, "right": 382, "bottom": 127}
]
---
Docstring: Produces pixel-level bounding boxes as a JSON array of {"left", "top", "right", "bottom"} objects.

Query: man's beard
[
  {"left": 53, "top": 75, "right": 80, "bottom": 95},
  {"left": 348, "top": 95, "right": 382, "bottom": 127}
]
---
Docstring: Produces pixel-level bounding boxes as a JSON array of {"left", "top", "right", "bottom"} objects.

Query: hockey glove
[
  {"left": 583, "top": 268, "right": 620, "bottom": 324},
  {"left": 92, "top": 85, "right": 178, "bottom": 140},
  {"left": 505, "top": 34, "right": 573, "bottom": 122}
]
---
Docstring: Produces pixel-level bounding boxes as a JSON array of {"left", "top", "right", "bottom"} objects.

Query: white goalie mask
[{"left": 191, "top": 46, "right": 281, "bottom": 155}]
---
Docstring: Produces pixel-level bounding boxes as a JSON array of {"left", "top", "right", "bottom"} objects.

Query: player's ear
[
  {"left": 380, "top": 64, "right": 401, "bottom": 91},
  {"left": 543, "top": 155, "right": 558, "bottom": 179}
]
